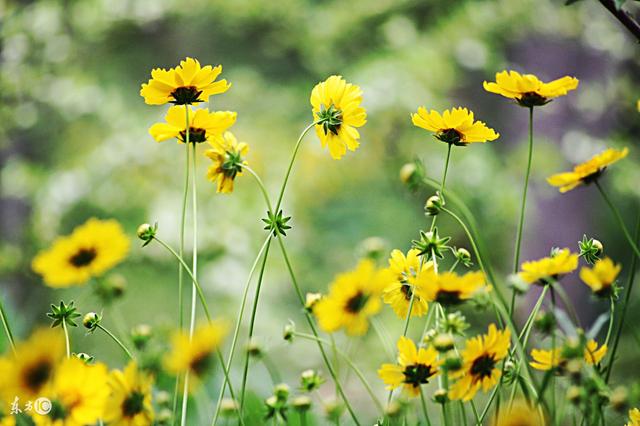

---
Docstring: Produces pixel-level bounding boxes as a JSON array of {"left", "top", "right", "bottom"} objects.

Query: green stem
[
  {"left": 0, "top": 297, "right": 15, "bottom": 353},
  {"left": 595, "top": 181, "right": 640, "bottom": 258},
  {"left": 550, "top": 287, "right": 557, "bottom": 426},
  {"left": 62, "top": 319, "right": 71, "bottom": 358},
  {"left": 419, "top": 387, "right": 432, "bottom": 426},
  {"left": 97, "top": 324, "right": 134, "bottom": 360},
  {"left": 430, "top": 144, "right": 453, "bottom": 232},
  {"left": 604, "top": 296, "right": 615, "bottom": 348},
  {"left": 261, "top": 353, "right": 282, "bottom": 385}
]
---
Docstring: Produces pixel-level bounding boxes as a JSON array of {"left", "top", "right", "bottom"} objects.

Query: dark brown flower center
[
  {"left": 403, "top": 363, "right": 435, "bottom": 387},
  {"left": 400, "top": 284, "right": 413, "bottom": 301},
  {"left": 470, "top": 354, "right": 496, "bottom": 379},
  {"left": 170, "top": 86, "right": 203, "bottom": 105},
  {"left": 190, "top": 352, "right": 213, "bottom": 376},
  {"left": 24, "top": 360, "right": 53, "bottom": 391},
  {"left": 345, "top": 292, "right": 369, "bottom": 314},
  {"left": 122, "top": 391, "right": 145, "bottom": 417},
  {"left": 517, "top": 92, "right": 549, "bottom": 108},
  {"left": 435, "top": 290, "right": 462, "bottom": 306},
  {"left": 436, "top": 128, "right": 464, "bottom": 145},
  {"left": 69, "top": 247, "right": 97, "bottom": 267},
  {"left": 180, "top": 127, "right": 207, "bottom": 144}
]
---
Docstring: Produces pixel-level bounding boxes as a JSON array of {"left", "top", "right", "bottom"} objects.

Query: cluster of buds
[
  {"left": 437, "top": 311, "right": 469, "bottom": 336},
  {"left": 155, "top": 391, "right": 174, "bottom": 425},
  {"left": 264, "top": 383, "right": 290, "bottom": 422}
]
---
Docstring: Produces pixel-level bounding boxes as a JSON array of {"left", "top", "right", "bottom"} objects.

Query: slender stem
[
  {"left": 430, "top": 145, "right": 453, "bottom": 232},
  {"left": 97, "top": 324, "right": 134, "bottom": 360},
  {"left": 550, "top": 288, "right": 557, "bottom": 426},
  {"left": 402, "top": 292, "right": 416, "bottom": 336},
  {"left": 62, "top": 320, "right": 71, "bottom": 358},
  {"left": 597, "top": 0, "right": 640, "bottom": 42},
  {"left": 370, "top": 317, "right": 395, "bottom": 360},
  {"left": 242, "top": 165, "right": 274, "bottom": 213},
  {"left": 261, "top": 354, "right": 282, "bottom": 385},
  {"left": 596, "top": 181, "right": 640, "bottom": 258},
  {"left": 604, "top": 296, "right": 616, "bottom": 348},
  {"left": 419, "top": 387, "right": 432, "bottom": 426},
  {"left": 212, "top": 236, "right": 271, "bottom": 424},
  {"left": 0, "top": 297, "right": 15, "bottom": 353}
]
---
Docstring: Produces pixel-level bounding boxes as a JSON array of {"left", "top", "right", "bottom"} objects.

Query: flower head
[
  {"left": 382, "top": 249, "right": 433, "bottom": 319},
  {"left": 414, "top": 270, "right": 485, "bottom": 307},
  {"left": 483, "top": 70, "right": 578, "bottom": 107},
  {"left": 310, "top": 75, "right": 366, "bottom": 159},
  {"left": 627, "top": 408, "right": 640, "bottom": 426},
  {"left": 205, "top": 132, "right": 249, "bottom": 194},
  {"left": 411, "top": 107, "right": 499, "bottom": 145},
  {"left": 547, "top": 148, "right": 628, "bottom": 193},
  {"left": 313, "top": 260, "right": 391, "bottom": 335},
  {"left": 491, "top": 400, "right": 546, "bottom": 426},
  {"left": 103, "top": 362, "right": 154, "bottom": 426},
  {"left": 518, "top": 249, "right": 578, "bottom": 286},
  {"left": 580, "top": 257, "right": 621, "bottom": 297},
  {"left": 140, "top": 57, "right": 230, "bottom": 105},
  {"left": 449, "top": 324, "right": 511, "bottom": 401},
  {"left": 149, "top": 105, "right": 236, "bottom": 144},
  {"left": 378, "top": 336, "right": 440, "bottom": 397},
  {"left": 530, "top": 340, "right": 607, "bottom": 371},
  {"left": 32, "top": 218, "right": 129, "bottom": 288}
]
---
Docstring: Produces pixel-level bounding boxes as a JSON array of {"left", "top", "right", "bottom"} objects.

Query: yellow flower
[
  {"left": 204, "top": 132, "right": 249, "bottom": 194},
  {"left": 449, "top": 324, "right": 511, "bottom": 401},
  {"left": 31, "top": 358, "right": 109, "bottom": 426},
  {"left": 579, "top": 257, "right": 621, "bottom": 297},
  {"left": 0, "top": 328, "right": 65, "bottom": 402},
  {"left": 483, "top": 70, "right": 578, "bottom": 107},
  {"left": 378, "top": 336, "right": 440, "bottom": 397},
  {"left": 103, "top": 362, "right": 154, "bottom": 426},
  {"left": 529, "top": 340, "right": 607, "bottom": 371},
  {"left": 0, "top": 414, "right": 15, "bottom": 426},
  {"left": 491, "top": 400, "right": 546, "bottom": 426},
  {"left": 518, "top": 249, "right": 578, "bottom": 285},
  {"left": 382, "top": 249, "right": 432, "bottom": 319},
  {"left": 627, "top": 408, "right": 640, "bottom": 426},
  {"left": 547, "top": 147, "right": 629, "bottom": 193},
  {"left": 164, "top": 320, "right": 229, "bottom": 390},
  {"left": 148, "top": 105, "right": 236, "bottom": 144},
  {"left": 411, "top": 107, "right": 499, "bottom": 145},
  {"left": 140, "top": 57, "right": 230, "bottom": 105},
  {"left": 32, "top": 218, "right": 129, "bottom": 288},
  {"left": 314, "top": 260, "right": 391, "bottom": 335},
  {"left": 414, "top": 270, "right": 485, "bottom": 306},
  {"left": 310, "top": 75, "right": 366, "bottom": 160}
]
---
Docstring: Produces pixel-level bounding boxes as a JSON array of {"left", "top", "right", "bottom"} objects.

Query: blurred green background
[{"left": 1, "top": 0, "right": 640, "bottom": 424}]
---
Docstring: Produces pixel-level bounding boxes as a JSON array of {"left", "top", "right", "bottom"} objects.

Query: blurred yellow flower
[
  {"left": 518, "top": 249, "right": 578, "bottom": 285},
  {"left": 378, "top": 336, "right": 440, "bottom": 397},
  {"left": 491, "top": 400, "right": 546, "bottom": 426},
  {"left": 547, "top": 147, "right": 628, "bottom": 193},
  {"left": 140, "top": 57, "right": 230, "bottom": 105},
  {"left": 627, "top": 408, "right": 640, "bottom": 426},
  {"left": 483, "top": 70, "right": 578, "bottom": 107},
  {"left": 31, "top": 358, "right": 109, "bottom": 426},
  {"left": 104, "top": 362, "right": 154, "bottom": 426},
  {"left": 310, "top": 75, "right": 366, "bottom": 160},
  {"left": 148, "top": 105, "right": 236, "bottom": 144},
  {"left": 205, "top": 132, "right": 249, "bottom": 194},
  {"left": 0, "top": 413, "right": 14, "bottom": 426},
  {"left": 164, "top": 320, "right": 228, "bottom": 390},
  {"left": 0, "top": 328, "right": 65, "bottom": 402},
  {"left": 449, "top": 324, "right": 510, "bottom": 401},
  {"left": 314, "top": 260, "right": 391, "bottom": 335},
  {"left": 530, "top": 340, "right": 607, "bottom": 371},
  {"left": 580, "top": 257, "right": 621, "bottom": 297},
  {"left": 382, "top": 249, "right": 432, "bottom": 319},
  {"left": 411, "top": 107, "right": 499, "bottom": 145},
  {"left": 414, "top": 270, "right": 485, "bottom": 306}
]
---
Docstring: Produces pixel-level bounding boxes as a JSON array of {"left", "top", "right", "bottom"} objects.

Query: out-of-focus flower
[
  {"left": 313, "top": 260, "right": 391, "bottom": 335},
  {"left": 32, "top": 218, "right": 129, "bottom": 288},
  {"left": 382, "top": 249, "right": 432, "bottom": 319},
  {"left": 411, "top": 107, "right": 499, "bottom": 145},
  {"left": 103, "top": 362, "right": 154, "bottom": 426},
  {"left": 449, "top": 324, "right": 510, "bottom": 401},
  {"left": 518, "top": 249, "right": 578, "bottom": 285},
  {"left": 140, "top": 57, "right": 230, "bottom": 105},
  {"left": 205, "top": 132, "right": 248, "bottom": 194},
  {"left": 310, "top": 75, "right": 366, "bottom": 159},
  {"left": 414, "top": 270, "right": 485, "bottom": 307},
  {"left": 378, "top": 336, "right": 440, "bottom": 397},
  {"left": 483, "top": 70, "right": 578, "bottom": 107},
  {"left": 164, "top": 320, "right": 229, "bottom": 390},
  {"left": 529, "top": 340, "right": 607, "bottom": 371},
  {"left": 579, "top": 257, "right": 621, "bottom": 297},
  {"left": 491, "top": 400, "right": 546, "bottom": 426},
  {"left": 148, "top": 105, "right": 236, "bottom": 144},
  {"left": 547, "top": 148, "right": 628, "bottom": 193},
  {"left": 627, "top": 407, "right": 640, "bottom": 426}
]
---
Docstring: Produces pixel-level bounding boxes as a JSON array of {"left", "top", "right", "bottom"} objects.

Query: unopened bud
[
  {"left": 433, "top": 334, "right": 455, "bottom": 352},
  {"left": 137, "top": 223, "right": 157, "bottom": 246},
  {"left": 246, "top": 340, "right": 263, "bottom": 358},
  {"left": 220, "top": 399, "right": 239, "bottom": 417},
  {"left": 610, "top": 386, "right": 628, "bottom": 412},
  {"left": 131, "top": 324, "right": 152, "bottom": 350},
  {"left": 83, "top": 312, "right": 101, "bottom": 331},
  {"left": 305, "top": 293, "right": 322, "bottom": 311},
  {"left": 433, "top": 389, "right": 448, "bottom": 404},
  {"left": 400, "top": 163, "right": 418, "bottom": 184},
  {"left": 425, "top": 195, "right": 442, "bottom": 216},
  {"left": 283, "top": 321, "right": 295, "bottom": 341},
  {"left": 74, "top": 352, "right": 94, "bottom": 364},
  {"left": 292, "top": 396, "right": 312, "bottom": 412},
  {"left": 300, "top": 369, "right": 324, "bottom": 392}
]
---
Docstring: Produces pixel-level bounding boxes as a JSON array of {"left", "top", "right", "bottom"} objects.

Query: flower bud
[
  {"left": 508, "top": 274, "right": 530, "bottom": 295},
  {"left": 400, "top": 163, "right": 418, "bottom": 184},
  {"left": 283, "top": 321, "right": 295, "bottom": 342},
  {"left": 300, "top": 369, "right": 324, "bottom": 392},
  {"left": 455, "top": 247, "right": 472, "bottom": 266},
  {"left": 156, "top": 408, "right": 173, "bottom": 425},
  {"left": 274, "top": 383, "right": 290, "bottom": 401},
  {"left": 324, "top": 399, "right": 344, "bottom": 422},
  {"left": 424, "top": 195, "right": 442, "bottom": 216},
  {"left": 83, "top": 312, "right": 101, "bottom": 331},
  {"left": 442, "top": 353, "right": 463, "bottom": 372},
  {"left": 567, "top": 386, "right": 583, "bottom": 405},
  {"left": 305, "top": 293, "right": 322, "bottom": 311},
  {"left": 292, "top": 396, "right": 312, "bottom": 412},
  {"left": 131, "top": 324, "right": 152, "bottom": 350},
  {"left": 220, "top": 399, "right": 239, "bottom": 418},
  {"left": 534, "top": 311, "right": 555, "bottom": 335},
  {"left": 156, "top": 391, "right": 171, "bottom": 407},
  {"left": 74, "top": 352, "right": 94, "bottom": 364},
  {"left": 246, "top": 339, "right": 263, "bottom": 358},
  {"left": 359, "top": 236, "right": 386, "bottom": 261},
  {"left": 433, "top": 334, "right": 455, "bottom": 352},
  {"left": 433, "top": 389, "right": 448, "bottom": 404},
  {"left": 610, "top": 386, "right": 628, "bottom": 413},
  {"left": 137, "top": 223, "right": 157, "bottom": 246},
  {"left": 96, "top": 274, "right": 127, "bottom": 303}
]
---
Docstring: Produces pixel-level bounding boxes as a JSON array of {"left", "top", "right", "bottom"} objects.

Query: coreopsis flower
[
  {"left": 310, "top": 75, "right": 366, "bottom": 159},
  {"left": 579, "top": 257, "right": 621, "bottom": 297},
  {"left": 0, "top": 328, "right": 65, "bottom": 402},
  {"left": 103, "top": 362, "right": 154, "bottom": 426},
  {"left": 529, "top": 340, "right": 607, "bottom": 371},
  {"left": 32, "top": 218, "right": 129, "bottom": 288},
  {"left": 518, "top": 248, "right": 578, "bottom": 285},
  {"left": 449, "top": 324, "right": 511, "bottom": 401},
  {"left": 0, "top": 412, "right": 14, "bottom": 426},
  {"left": 627, "top": 408, "right": 640, "bottom": 426},
  {"left": 31, "top": 358, "right": 109, "bottom": 426},
  {"left": 382, "top": 249, "right": 433, "bottom": 319},
  {"left": 205, "top": 132, "right": 248, "bottom": 194},
  {"left": 547, "top": 148, "right": 629, "bottom": 193},
  {"left": 313, "top": 260, "right": 391, "bottom": 335},
  {"left": 140, "top": 57, "right": 230, "bottom": 105},
  {"left": 378, "top": 336, "right": 440, "bottom": 397},
  {"left": 148, "top": 105, "right": 236, "bottom": 144},
  {"left": 483, "top": 70, "right": 579, "bottom": 107},
  {"left": 164, "top": 320, "right": 229, "bottom": 390},
  {"left": 414, "top": 270, "right": 485, "bottom": 306},
  {"left": 411, "top": 107, "right": 499, "bottom": 145},
  {"left": 491, "top": 400, "right": 546, "bottom": 426}
]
